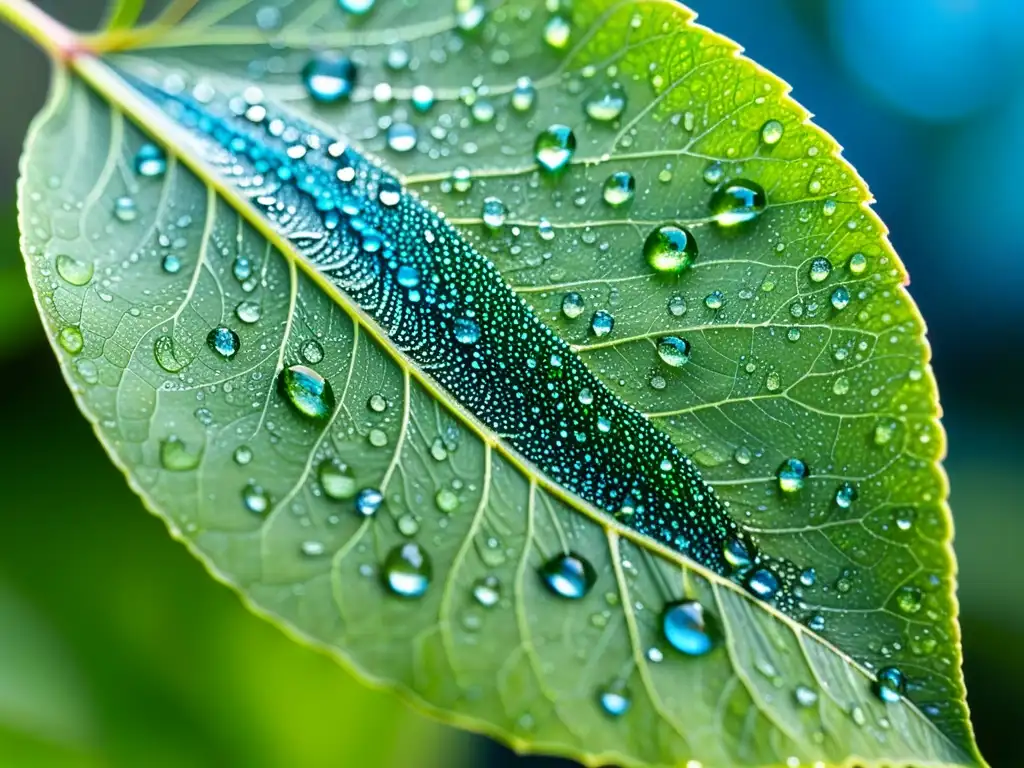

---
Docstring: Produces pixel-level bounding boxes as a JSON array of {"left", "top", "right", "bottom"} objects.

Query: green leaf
[
  {"left": 12, "top": 1, "right": 984, "bottom": 766},
  {"left": 102, "top": 0, "right": 147, "bottom": 32}
]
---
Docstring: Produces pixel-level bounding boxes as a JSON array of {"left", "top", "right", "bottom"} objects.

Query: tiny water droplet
[
  {"left": 656, "top": 336, "right": 691, "bottom": 367},
  {"left": 834, "top": 482, "right": 857, "bottom": 509},
  {"left": 55, "top": 254, "right": 94, "bottom": 286},
  {"left": 134, "top": 143, "right": 167, "bottom": 177},
  {"left": 602, "top": 171, "right": 635, "bottom": 207},
  {"left": 383, "top": 542, "right": 432, "bottom": 598},
  {"left": 710, "top": 179, "right": 767, "bottom": 226},
  {"left": 338, "top": 0, "right": 375, "bottom": 13},
  {"left": 302, "top": 53, "right": 357, "bottom": 102},
  {"left": 114, "top": 196, "right": 137, "bottom": 222},
  {"left": 242, "top": 482, "right": 270, "bottom": 514},
  {"left": 534, "top": 124, "right": 576, "bottom": 173},
  {"left": 644, "top": 224, "right": 698, "bottom": 273},
  {"left": 511, "top": 76, "right": 536, "bottom": 112},
  {"left": 207, "top": 326, "right": 240, "bottom": 359},
  {"left": 540, "top": 552, "right": 597, "bottom": 599},
  {"left": 279, "top": 364, "right": 336, "bottom": 420},
  {"left": 794, "top": 684, "right": 818, "bottom": 707},
  {"left": 777, "top": 458, "right": 808, "bottom": 493},
  {"left": 662, "top": 600, "right": 718, "bottom": 656},
  {"left": 301, "top": 540, "right": 326, "bottom": 557}
]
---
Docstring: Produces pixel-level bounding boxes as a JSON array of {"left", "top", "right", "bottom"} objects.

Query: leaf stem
[{"left": 0, "top": 0, "right": 83, "bottom": 61}]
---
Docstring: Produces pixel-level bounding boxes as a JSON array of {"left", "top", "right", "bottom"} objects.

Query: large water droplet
[
  {"left": 656, "top": 336, "right": 691, "bottom": 367},
  {"left": 134, "top": 143, "right": 167, "bottom": 178},
  {"left": 809, "top": 257, "right": 833, "bottom": 283},
  {"left": 338, "top": 0, "right": 375, "bottom": 14},
  {"left": 319, "top": 458, "right": 356, "bottom": 500},
  {"left": 386, "top": 122, "right": 418, "bottom": 152},
  {"left": 585, "top": 83, "right": 627, "bottom": 122},
  {"left": 279, "top": 364, "right": 336, "bottom": 419},
  {"left": 55, "top": 254, "right": 94, "bottom": 286},
  {"left": 383, "top": 542, "right": 432, "bottom": 598},
  {"left": 453, "top": 317, "right": 481, "bottom": 344},
  {"left": 602, "top": 171, "right": 635, "bottom": 207},
  {"left": 355, "top": 487, "right": 383, "bottom": 517},
  {"left": 760, "top": 119, "right": 784, "bottom": 145},
  {"left": 534, "top": 124, "right": 576, "bottom": 173},
  {"left": 662, "top": 600, "right": 718, "bottom": 656},
  {"left": 301, "top": 339, "right": 325, "bottom": 364},
  {"left": 590, "top": 310, "right": 614, "bottom": 337},
  {"left": 540, "top": 552, "right": 596, "bottom": 599},
  {"left": 644, "top": 224, "right": 698, "bottom": 273},
  {"left": 710, "top": 179, "right": 767, "bottom": 226},
  {"left": 834, "top": 482, "right": 858, "bottom": 509},
  {"left": 723, "top": 535, "right": 752, "bottom": 572},
  {"left": 874, "top": 667, "right": 906, "bottom": 703},
  {"left": 561, "top": 291, "right": 585, "bottom": 319},
  {"left": 302, "top": 53, "right": 357, "bottom": 102},
  {"left": 831, "top": 286, "right": 850, "bottom": 311},
  {"left": 848, "top": 252, "right": 868, "bottom": 274},
  {"left": 207, "top": 326, "right": 240, "bottom": 359},
  {"left": 777, "top": 458, "right": 808, "bottom": 493},
  {"left": 160, "top": 435, "right": 202, "bottom": 471},
  {"left": 746, "top": 567, "right": 780, "bottom": 601},
  {"left": 242, "top": 482, "right": 270, "bottom": 514},
  {"left": 543, "top": 14, "right": 571, "bottom": 49},
  {"left": 153, "top": 334, "right": 187, "bottom": 373},
  {"left": 58, "top": 326, "right": 83, "bottom": 354}
]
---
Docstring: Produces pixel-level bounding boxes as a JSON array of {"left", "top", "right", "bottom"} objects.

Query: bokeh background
[{"left": 1, "top": 1, "right": 1021, "bottom": 766}]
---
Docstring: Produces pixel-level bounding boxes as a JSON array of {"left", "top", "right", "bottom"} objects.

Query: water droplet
[
  {"left": 397, "top": 513, "right": 419, "bottom": 536},
  {"left": 894, "top": 509, "right": 915, "bottom": 531},
  {"left": 397, "top": 264, "right": 420, "bottom": 288},
  {"left": 453, "top": 317, "right": 481, "bottom": 344},
  {"left": 114, "top": 196, "right": 137, "bottom": 222},
  {"left": 472, "top": 575, "right": 501, "bottom": 607},
  {"left": 667, "top": 295, "right": 687, "bottom": 317},
  {"left": 242, "top": 482, "right": 270, "bottom": 514},
  {"left": 481, "top": 197, "right": 507, "bottom": 230},
  {"left": 874, "top": 422, "right": 895, "bottom": 445},
  {"left": 368, "top": 428, "right": 388, "bottom": 447},
  {"left": 435, "top": 488, "right": 460, "bottom": 513},
  {"left": 709, "top": 179, "right": 767, "bottom": 226},
  {"left": 874, "top": 667, "right": 906, "bottom": 703},
  {"left": 540, "top": 552, "right": 597, "bottom": 599},
  {"left": 831, "top": 286, "right": 850, "bottom": 311},
  {"left": 765, "top": 370, "right": 781, "bottom": 391},
  {"left": 723, "top": 535, "right": 752, "bottom": 571},
  {"left": 207, "top": 326, "right": 240, "bottom": 359},
  {"left": 319, "top": 459, "right": 356, "bottom": 500},
  {"left": 760, "top": 119, "right": 784, "bottom": 145},
  {"left": 511, "top": 76, "right": 536, "bottom": 111},
  {"left": 561, "top": 291, "right": 585, "bottom": 319},
  {"left": 153, "top": 334, "right": 187, "bottom": 373},
  {"left": 543, "top": 15, "right": 571, "bottom": 49},
  {"left": 896, "top": 585, "right": 923, "bottom": 614},
  {"left": 794, "top": 684, "right": 818, "bottom": 707},
  {"left": 703, "top": 161, "right": 724, "bottom": 185},
  {"left": 302, "top": 53, "right": 357, "bottom": 102},
  {"left": 301, "top": 339, "right": 325, "bottom": 364},
  {"left": 848, "top": 252, "right": 868, "bottom": 274},
  {"left": 161, "top": 254, "right": 181, "bottom": 274},
  {"left": 662, "top": 600, "right": 718, "bottom": 656},
  {"left": 656, "top": 336, "right": 691, "bottom": 367},
  {"left": 383, "top": 542, "right": 432, "bottom": 598},
  {"left": 602, "top": 171, "right": 635, "bottom": 207},
  {"left": 777, "top": 458, "right": 808, "bottom": 493},
  {"left": 809, "top": 257, "right": 833, "bottom": 282},
  {"left": 598, "top": 688, "right": 631, "bottom": 717},
  {"left": 338, "top": 0, "right": 375, "bottom": 12},
  {"left": 534, "top": 124, "right": 576, "bottom": 173},
  {"left": 355, "top": 488, "right": 383, "bottom": 517},
  {"left": 799, "top": 568, "right": 817, "bottom": 587},
  {"left": 411, "top": 84, "right": 435, "bottom": 112},
  {"left": 160, "top": 435, "right": 201, "bottom": 471},
  {"left": 590, "top": 310, "right": 614, "bottom": 337},
  {"left": 279, "top": 364, "right": 336, "bottom": 419},
  {"left": 834, "top": 482, "right": 857, "bottom": 509},
  {"left": 386, "top": 122, "right": 418, "bottom": 152},
  {"left": 746, "top": 567, "right": 779, "bottom": 600},
  {"left": 585, "top": 83, "right": 627, "bottom": 122},
  {"left": 704, "top": 290, "right": 725, "bottom": 310},
  {"left": 233, "top": 445, "right": 253, "bottom": 465},
  {"left": 55, "top": 254, "right": 94, "bottom": 286},
  {"left": 58, "top": 326, "right": 83, "bottom": 354},
  {"left": 450, "top": 166, "right": 473, "bottom": 193},
  {"left": 644, "top": 225, "right": 698, "bottom": 273},
  {"left": 134, "top": 143, "right": 167, "bottom": 177}
]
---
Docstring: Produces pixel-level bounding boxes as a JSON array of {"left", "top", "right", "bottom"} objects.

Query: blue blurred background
[{"left": 0, "top": 1, "right": 1021, "bottom": 765}]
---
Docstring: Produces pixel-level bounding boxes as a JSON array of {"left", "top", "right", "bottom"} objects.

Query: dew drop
[
  {"left": 723, "top": 535, "right": 752, "bottom": 572},
  {"left": 481, "top": 197, "right": 507, "bottom": 230},
  {"left": 207, "top": 326, "right": 240, "bottom": 359},
  {"left": 874, "top": 667, "right": 906, "bottom": 703},
  {"left": 590, "top": 310, "right": 614, "bottom": 337},
  {"left": 134, "top": 143, "right": 167, "bottom": 177},
  {"left": 777, "top": 458, "right": 808, "bottom": 493},
  {"left": 662, "top": 600, "right": 718, "bottom": 656},
  {"left": 561, "top": 291, "right": 585, "bottom": 319},
  {"left": 355, "top": 487, "right": 383, "bottom": 517},
  {"left": 58, "top": 326, "right": 83, "bottom": 354},
  {"left": 232, "top": 445, "right": 253, "bottom": 465},
  {"left": 319, "top": 458, "right": 357, "bottom": 500},
  {"left": 302, "top": 53, "right": 357, "bottom": 102},
  {"left": 511, "top": 77, "right": 536, "bottom": 112},
  {"left": 704, "top": 290, "right": 725, "bottom": 310},
  {"left": 702, "top": 161, "right": 724, "bottom": 185},
  {"left": 338, "top": 0, "right": 375, "bottom": 13},
  {"left": 472, "top": 575, "right": 501, "bottom": 607},
  {"left": 279, "top": 364, "right": 336, "bottom": 420},
  {"left": 540, "top": 552, "right": 597, "bottom": 599},
  {"left": 543, "top": 15, "right": 571, "bottom": 49},
  {"left": 451, "top": 166, "right": 473, "bottom": 193},
  {"left": 746, "top": 567, "right": 780, "bottom": 601},
  {"left": 235, "top": 300, "right": 262, "bottom": 324},
  {"left": 161, "top": 254, "right": 181, "bottom": 274},
  {"left": 386, "top": 122, "right": 418, "bottom": 152},
  {"left": 242, "top": 482, "right": 270, "bottom": 514},
  {"left": 760, "top": 119, "right": 784, "bottom": 145},
  {"left": 411, "top": 84, "right": 435, "bottom": 112},
  {"left": 453, "top": 317, "right": 481, "bottom": 344},
  {"left": 794, "top": 684, "right": 818, "bottom": 707},
  {"left": 644, "top": 224, "right": 698, "bottom": 273},
  {"left": 301, "top": 339, "right": 325, "bottom": 364},
  {"left": 55, "top": 254, "right": 94, "bottom": 286},
  {"left": 435, "top": 488, "right": 460, "bottom": 514},
  {"left": 160, "top": 435, "right": 202, "bottom": 471},
  {"left": 383, "top": 542, "right": 432, "bottom": 598},
  {"left": 831, "top": 286, "right": 850, "bottom": 311},
  {"left": 114, "top": 196, "right": 137, "bottom": 222},
  {"left": 656, "top": 336, "right": 691, "bottom": 367},
  {"left": 396, "top": 264, "right": 421, "bottom": 288},
  {"left": 667, "top": 295, "right": 687, "bottom": 317},
  {"left": 709, "top": 179, "right": 767, "bottom": 226},
  {"left": 834, "top": 482, "right": 857, "bottom": 509},
  {"left": 534, "top": 124, "right": 576, "bottom": 173},
  {"left": 598, "top": 688, "right": 631, "bottom": 717},
  {"left": 848, "top": 252, "right": 868, "bottom": 274},
  {"left": 602, "top": 171, "right": 635, "bottom": 207},
  {"left": 585, "top": 83, "right": 627, "bottom": 122},
  {"left": 153, "top": 334, "right": 187, "bottom": 373},
  {"left": 896, "top": 585, "right": 923, "bottom": 614},
  {"left": 809, "top": 257, "right": 833, "bottom": 283}
]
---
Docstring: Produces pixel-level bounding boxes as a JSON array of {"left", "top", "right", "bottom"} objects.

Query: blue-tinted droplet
[
  {"left": 279, "top": 364, "right": 336, "bottom": 419},
  {"left": 355, "top": 487, "right": 383, "bottom": 517},
  {"left": 590, "top": 310, "right": 614, "bottom": 337},
  {"left": 114, "top": 196, "right": 137, "bottom": 222},
  {"left": 383, "top": 542, "right": 432, "bottom": 598},
  {"left": 831, "top": 286, "right": 851, "bottom": 310},
  {"left": 746, "top": 568, "right": 780, "bottom": 601},
  {"left": 534, "top": 124, "right": 576, "bottom": 173},
  {"left": 777, "top": 458, "right": 809, "bottom": 493},
  {"left": 709, "top": 179, "right": 767, "bottom": 226},
  {"left": 338, "top": 0, "right": 375, "bottom": 14},
  {"left": 835, "top": 482, "right": 858, "bottom": 509},
  {"left": 723, "top": 535, "right": 752, "bottom": 572},
  {"left": 386, "top": 122, "right": 418, "bottom": 152},
  {"left": 875, "top": 666, "right": 906, "bottom": 703},
  {"left": 662, "top": 600, "right": 718, "bottom": 656},
  {"left": 207, "top": 326, "right": 240, "bottom": 359},
  {"left": 602, "top": 171, "right": 635, "bottom": 207},
  {"left": 598, "top": 688, "right": 631, "bottom": 717},
  {"left": 302, "top": 53, "right": 357, "bottom": 103},
  {"left": 540, "top": 552, "right": 597, "bottom": 599},
  {"left": 397, "top": 265, "right": 421, "bottom": 288},
  {"left": 656, "top": 336, "right": 691, "bottom": 367},
  {"left": 134, "top": 143, "right": 167, "bottom": 177},
  {"left": 453, "top": 318, "right": 481, "bottom": 345}
]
